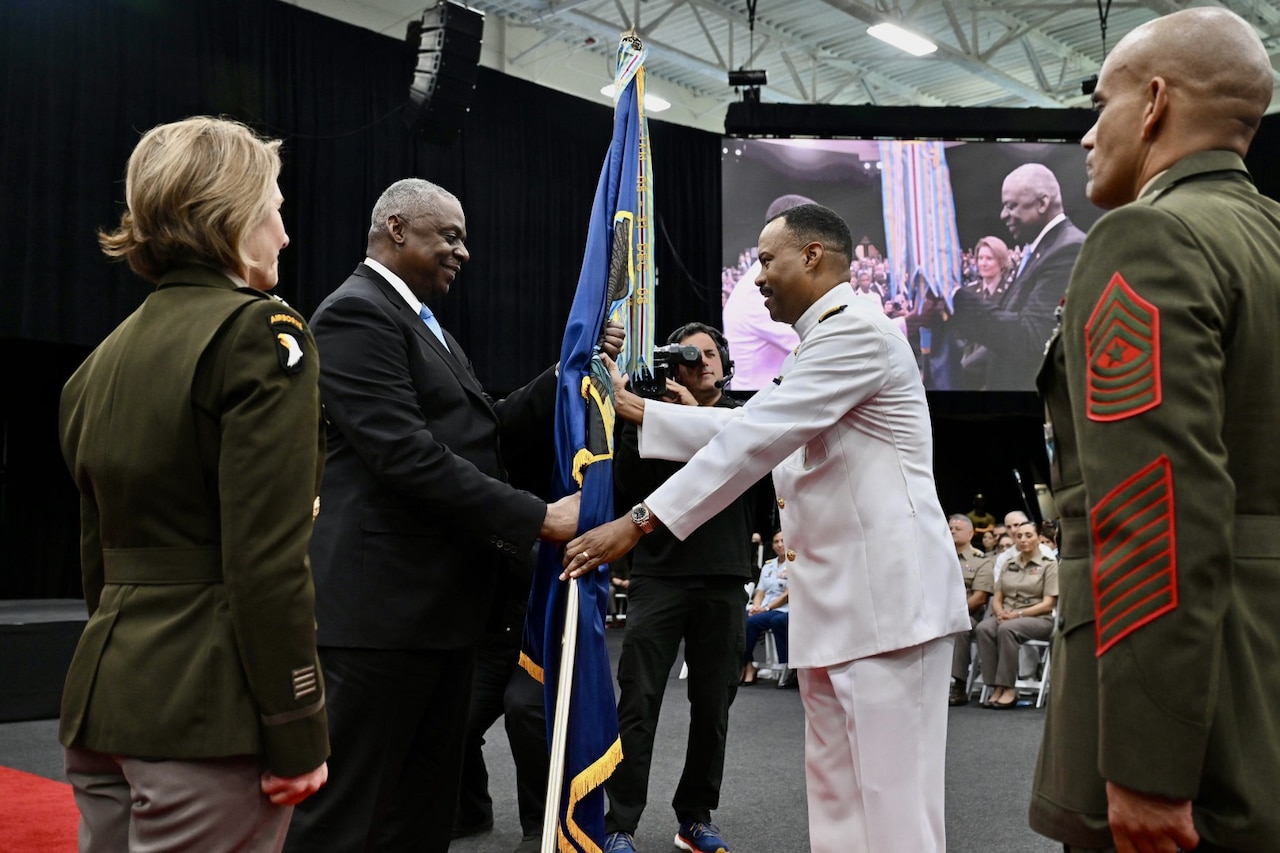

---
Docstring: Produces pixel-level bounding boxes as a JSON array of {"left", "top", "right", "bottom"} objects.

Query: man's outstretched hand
[{"left": 561, "top": 516, "right": 644, "bottom": 581}]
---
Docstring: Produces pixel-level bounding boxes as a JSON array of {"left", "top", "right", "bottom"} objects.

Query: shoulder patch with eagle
[{"left": 269, "top": 312, "right": 306, "bottom": 374}]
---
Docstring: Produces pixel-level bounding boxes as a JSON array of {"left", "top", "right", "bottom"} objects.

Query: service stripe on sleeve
[{"left": 1091, "top": 455, "right": 1177, "bottom": 655}]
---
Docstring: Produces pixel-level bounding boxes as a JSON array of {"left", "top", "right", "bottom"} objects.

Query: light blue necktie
[
  {"left": 1014, "top": 247, "right": 1031, "bottom": 279},
  {"left": 418, "top": 304, "right": 450, "bottom": 351}
]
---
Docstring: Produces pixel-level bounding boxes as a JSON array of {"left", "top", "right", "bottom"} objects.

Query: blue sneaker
[
  {"left": 604, "top": 831, "right": 636, "bottom": 853},
  {"left": 674, "top": 821, "right": 731, "bottom": 853}
]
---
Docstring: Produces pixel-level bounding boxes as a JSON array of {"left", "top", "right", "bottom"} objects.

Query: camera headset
[{"left": 666, "top": 322, "right": 735, "bottom": 390}]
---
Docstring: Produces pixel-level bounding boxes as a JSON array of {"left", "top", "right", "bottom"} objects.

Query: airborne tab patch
[
  {"left": 270, "top": 312, "right": 303, "bottom": 331},
  {"left": 1084, "top": 273, "right": 1160, "bottom": 421},
  {"left": 270, "top": 316, "right": 305, "bottom": 375},
  {"left": 1091, "top": 455, "right": 1177, "bottom": 656}
]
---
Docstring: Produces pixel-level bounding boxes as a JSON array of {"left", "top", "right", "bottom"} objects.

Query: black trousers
[
  {"left": 283, "top": 646, "right": 474, "bottom": 853},
  {"left": 604, "top": 576, "right": 745, "bottom": 834},
  {"left": 456, "top": 640, "right": 548, "bottom": 838}
]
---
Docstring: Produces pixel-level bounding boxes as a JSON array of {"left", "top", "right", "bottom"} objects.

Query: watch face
[{"left": 632, "top": 505, "right": 648, "bottom": 523}]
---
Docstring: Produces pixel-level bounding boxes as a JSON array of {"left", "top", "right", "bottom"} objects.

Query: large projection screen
[{"left": 720, "top": 138, "right": 1103, "bottom": 392}]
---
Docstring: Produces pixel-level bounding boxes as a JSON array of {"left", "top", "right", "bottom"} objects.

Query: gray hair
[
  {"left": 368, "top": 178, "right": 456, "bottom": 240},
  {"left": 1004, "top": 163, "right": 1062, "bottom": 206}
]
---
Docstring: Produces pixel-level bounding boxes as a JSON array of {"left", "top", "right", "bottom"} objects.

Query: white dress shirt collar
[
  {"left": 1022, "top": 212, "right": 1067, "bottom": 259},
  {"left": 364, "top": 256, "right": 422, "bottom": 315}
]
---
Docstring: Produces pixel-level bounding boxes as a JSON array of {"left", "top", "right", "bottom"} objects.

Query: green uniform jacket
[
  {"left": 58, "top": 265, "right": 329, "bottom": 778},
  {"left": 1031, "top": 151, "right": 1280, "bottom": 850}
]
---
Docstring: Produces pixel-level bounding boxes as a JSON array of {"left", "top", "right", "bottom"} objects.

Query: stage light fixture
[{"left": 728, "top": 69, "right": 768, "bottom": 88}]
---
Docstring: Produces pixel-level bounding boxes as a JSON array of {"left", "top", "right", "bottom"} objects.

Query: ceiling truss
[{"left": 288, "top": 0, "right": 1280, "bottom": 132}]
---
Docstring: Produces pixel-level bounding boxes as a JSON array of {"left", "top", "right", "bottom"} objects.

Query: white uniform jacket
[{"left": 641, "top": 282, "right": 969, "bottom": 668}]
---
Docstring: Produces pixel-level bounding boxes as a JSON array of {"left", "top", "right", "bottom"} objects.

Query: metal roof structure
[{"left": 287, "top": 0, "right": 1280, "bottom": 133}]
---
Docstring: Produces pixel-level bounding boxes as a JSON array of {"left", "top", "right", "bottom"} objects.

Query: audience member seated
[
  {"left": 980, "top": 529, "right": 999, "bottom": 554},
  {"left": 992, "top": 509, "right": 1055, "bottom": 583},
  {"left": 975, "top": 522, "right": 1058, "bottom": 709},
  {"left": 741, "top": 530, "right": 793, "bottom": 689},
  {"left": 1039, "top": 520, "right": 1060, "bottom": 559},
  {"left": 947, "top": 515, "right": 995, "bottom": 706}
]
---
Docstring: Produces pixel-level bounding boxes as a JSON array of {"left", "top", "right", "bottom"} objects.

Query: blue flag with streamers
[{"left": 520, "top": 34, "right": 653, "bottom": 853}]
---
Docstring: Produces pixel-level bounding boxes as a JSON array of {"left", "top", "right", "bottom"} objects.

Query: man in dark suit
[
  {"left": 1031, "top": 9, "right": 1280, "bottom": 851},
  {"left": 284, "top": 178, "right": 591, "bottom": 853},
  {"left": 950, "top": 163, "right": 1085, "bottom": 390}
]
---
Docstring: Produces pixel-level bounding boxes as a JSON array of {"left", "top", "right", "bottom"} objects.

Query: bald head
[
  {"left": 1083, "top": 7, "right": 1273, "bottom": 208},
  {"left": 1004, "top": 510, "right": 1029, "bottom": 528},
  {"left": 1118, "top": 8, "right": 1271, "bottom": 132}
]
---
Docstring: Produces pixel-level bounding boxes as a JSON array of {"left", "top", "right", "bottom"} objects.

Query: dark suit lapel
[
  {"left": 353, "top": 264, "right": 493, "bottom": 406},
  {"left": 1002, "top": 220, "right": 1067, "bottom": 311},
  {"left": 1017, "top": 220, "right": 1068, "bottom": 284}
]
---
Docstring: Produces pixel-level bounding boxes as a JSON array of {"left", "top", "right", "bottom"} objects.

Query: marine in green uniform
[
  {"left": 1030, "top": 10, "right": 1280, "bottom": 852},
  {"left": 59, "top": 118, "right": 328, "bottom": 852}
]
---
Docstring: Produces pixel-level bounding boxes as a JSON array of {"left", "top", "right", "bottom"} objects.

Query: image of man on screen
[
  {"left": 722, "top": 193, "right": 812, "bottom": 390},
  {"left": 948, "top": 163, "right": 1085, "bottom": 390}
]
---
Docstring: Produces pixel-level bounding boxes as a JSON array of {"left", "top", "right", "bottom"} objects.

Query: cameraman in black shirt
[{"left": 603, "top": 323, "right": 772, "bottom": 853}]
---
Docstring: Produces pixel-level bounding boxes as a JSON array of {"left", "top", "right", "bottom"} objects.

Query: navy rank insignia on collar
[
  {"left": 270, "top": 313, "right": 306, "bottom": 374},
  {"left": 819, "top": 304, "right": 848, "bottom": 323}
]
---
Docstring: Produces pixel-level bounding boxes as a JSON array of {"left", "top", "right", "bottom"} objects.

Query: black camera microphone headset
[{"left": 665, "top": 322, "right": 735, "bottom": 389}]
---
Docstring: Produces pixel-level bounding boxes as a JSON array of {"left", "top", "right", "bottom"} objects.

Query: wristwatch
[{"left": 630, "top": 503, "right": 655, "bottom": 534}]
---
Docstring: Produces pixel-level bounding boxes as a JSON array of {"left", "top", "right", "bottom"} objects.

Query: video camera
[{"left": 629, "top": 344, "right": 702, "bottom": 399}]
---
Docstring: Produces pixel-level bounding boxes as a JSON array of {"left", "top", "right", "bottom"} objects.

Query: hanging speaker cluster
[{"left": 404, "top": 1, "right": 484, "bottom": 145}]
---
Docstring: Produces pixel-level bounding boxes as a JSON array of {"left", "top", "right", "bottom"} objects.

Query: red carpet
[{"left": 0, "top": 766, "right": 78, "bottom": 852}]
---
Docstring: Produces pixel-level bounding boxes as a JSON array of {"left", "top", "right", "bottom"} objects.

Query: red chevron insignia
[
  {"left": 1084, "top": 273, "right": 1161, "bottom": 422},
  {"left": 1091, "top": 455, "right": 1177, "bottom": 656}
]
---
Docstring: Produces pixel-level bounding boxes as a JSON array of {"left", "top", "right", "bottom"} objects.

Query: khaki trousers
[{"left": 65, "top": 745, "right": 292, "bottom": 852}]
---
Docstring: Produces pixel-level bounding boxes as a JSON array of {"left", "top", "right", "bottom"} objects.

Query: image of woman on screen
[{"left": 955, "top": 236, "right": 1013, "bottom": 388}]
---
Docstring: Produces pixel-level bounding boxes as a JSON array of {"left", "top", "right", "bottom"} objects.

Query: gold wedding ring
[{"left": 581, "top": 550, "right": 590, "bottom": 560}]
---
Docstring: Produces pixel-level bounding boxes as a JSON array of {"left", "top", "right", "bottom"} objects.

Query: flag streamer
[{"left": 878, "top": 140, "right": 963, "bottom": 312}]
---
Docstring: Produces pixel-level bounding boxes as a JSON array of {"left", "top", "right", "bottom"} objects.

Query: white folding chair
[
  {"left": 978, "top": 638, "right": 1051, "bottom": 708},
  {"left": 966, "top": 639, "right": 984, "bottom": 700},
  {"left": 754, "top": 630, "right": 784, "bottom": 681}
]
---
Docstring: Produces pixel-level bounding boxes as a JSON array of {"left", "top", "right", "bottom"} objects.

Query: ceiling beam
[
  {"left": 477, "top": 0, "right": 950, "bottom": 106},
  {"left": 815, "top": 0, "right": 1064, "bottom": 106}
]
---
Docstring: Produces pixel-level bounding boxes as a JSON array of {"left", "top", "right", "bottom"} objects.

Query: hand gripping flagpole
[{"left": 539, "top": 30, "right": 652, "bottom": 853}]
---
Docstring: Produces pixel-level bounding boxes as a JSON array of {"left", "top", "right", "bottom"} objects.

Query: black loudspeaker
[{"left": 404, "top": 1, "right": 484, "bottom": 145}]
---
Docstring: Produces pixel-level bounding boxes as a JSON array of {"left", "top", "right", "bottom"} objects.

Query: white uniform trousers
[{"left": 800, "top": 636, "right": 953, "bottom": 853}]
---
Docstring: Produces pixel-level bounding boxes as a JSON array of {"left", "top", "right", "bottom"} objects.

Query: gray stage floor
[{"left": 0, "top": 628, "right": 1057, "bottom": 853}]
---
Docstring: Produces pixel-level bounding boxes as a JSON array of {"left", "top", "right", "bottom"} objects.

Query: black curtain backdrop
[
  {"left": 0, "top": 0, "right": 721, "bottom": 597},
  {"left": 1, "top": 0, "right": 1276, "bottom": 598},
  {"left": 0, "top": 0, "right": 721, "bottom": 376}
]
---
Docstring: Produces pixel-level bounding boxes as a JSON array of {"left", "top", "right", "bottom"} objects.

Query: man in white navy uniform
[{"left": 563, "top": 203, "right": 969, "bottom": 852}]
